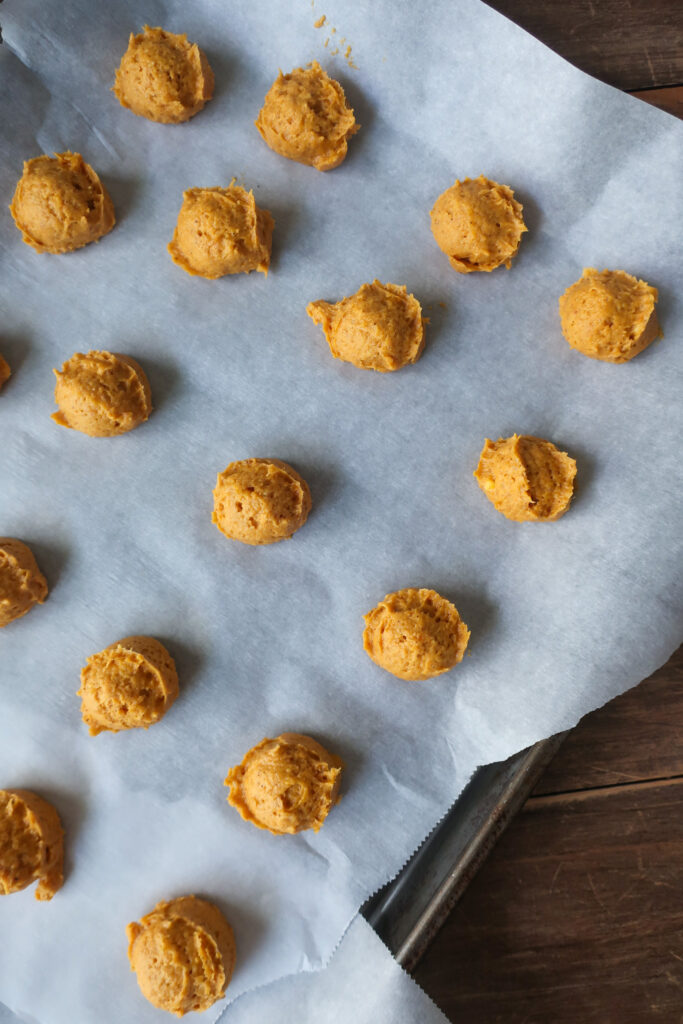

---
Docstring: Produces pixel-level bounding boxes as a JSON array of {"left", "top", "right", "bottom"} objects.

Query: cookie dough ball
[
  {"left": 0, "top": 789, "right": 64, "bottom": 900},
  {"left": 168, "top": 185, "right": 274, "bottom": 279},
  {"left": 306, "top": 280, "right": 426, "bottom": 372},
  {"left": 430, "top": 175, "right": 526, "bottom": 273},
  {"left": 255, "top": 61, "right": 358, "bottom": 171},
  {"left": 212, "top": 458, "right": 311, "bottom": 546},
  {"left": 363, "top": 588, "right": 470, "bottom": 682},
  {"left": 559, "top": 267, "right": 661, "bottom": 363},
  {"left": 0, "top": 355, "right": 10, "bottom": 389},
  {"left": 52, "top": 350, "right": 152, "bottom": 437},
  {"left": 0, "top": 539, "right": 48, "bottom": 628},
  {"left": 113, "top": 25, "right": 214, "bottom": 124},
  {"left": 225, "top": 733, "right": 343, "bottom": 835},
  {"left": 475, "top": 434, "right": 577, "bottom": 522},
  {"left": 10, "top": 152, "right": 115, "bottom": 255},
  {"left": 127, "top": 895, "right": 235, "bottom": 1015},
  {"left": 78, "top": 636, "right": 179, "bottom": 736}
]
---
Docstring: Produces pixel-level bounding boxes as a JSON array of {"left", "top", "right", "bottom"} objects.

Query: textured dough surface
[
  {"left": 225, "top": 733, "right": 343, "bottom": 834},
  {"left": 127, "top": 895, "right": 235, "bottom": 1016},
  {"left": 52, "top": 350, "right": 152, "bottom": 437},
  {"left": 168, "top": 185, "right": 274, "bottom": 278},
  {"left": 212, "top": 458, "right": 311, "bottom": 545},
  {"left": 114, "top": 25, "right": 214, "bottom": 124},
  {"left": 255, "top": 61, "right": 358, "bottom": 171},
  {"left": 363, "top": 588, "right": 470, "bottom": 682},
  {"left": 0, "top": 355, "right": 10, "bottom": 389},
  {"left": 78, "top": 636, "right": 179, "bottom": 735},
  {"left": 306, "top": 280, "right": 426, "bottom": 372},
  {"left": 559, "top": 267, "right": 660, "bottom": 363},
  {"left": 0, "top": 789, "right": 64, "bottom": 900},
  {"left": 430, "top": 174, "right": 526, "bottom": 273},
  {"left": 0, "top": 538, "right": 48, "bottom": 628},
  {"left": 9, "top": 152, "right": 115, "bottom": 254},
  {"left": 474, "top": 434, "right": 577, "bottom": 522}
]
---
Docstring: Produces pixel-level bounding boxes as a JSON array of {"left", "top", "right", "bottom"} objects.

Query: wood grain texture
[{"left": 632, "top": 86, "right": 683, "bottom": 119}]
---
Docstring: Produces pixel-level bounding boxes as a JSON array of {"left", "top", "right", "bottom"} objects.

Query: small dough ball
[
  {"left": 306, "top": 280, "right": 426, "bottom": 372},
  {"left": 430, "top": 174, "right": 526, "bottom": 273},
  {"left": 10, "top": 152, "right": 115, "bottom": 255},
  {"left": 127, "top": 895, "right": 235, "bottom": 1015},
  {"left": 363, "top": 588, "right": 470, "bottom": 682},
  {"left": 0, "top": 789, "right": 64, "bottom": 900},
  {"left": 0, "top": 355, "right": 10, "bottom": 389},
  {"left": 52, "top": 350, "right": 152, "bottom": 437},
  {"left": 168, "top": 185, "right": 274, "bottom": 279},
  {"left": 559, "top": 267, "right": 661, "bottom": 363},
  {"left": 0, "top": 539, "right": 48, "bottom": 628},
  {"left": 474, "top": 434, "right": 577, "bottom": 522},
  {"left": 78, "top": 636, "right": 179, "bottom": 736},
  {"left": 225, "top": 733, "right": 343, "bottom": 835},
  {"left": 255, "top": 61, "right": 358, "bottom": 171},
  {"left": 113, "top": 25, "right": 214, "bottom": 124},
  {"left": 212, "top": 458, "right": 311, "bottom": 546}
]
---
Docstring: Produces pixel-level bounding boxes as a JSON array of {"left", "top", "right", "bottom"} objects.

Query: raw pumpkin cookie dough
[
  {"left": 127, "top": 895, "right": 235, "bottom": 1015},
  {"left": 0, "top": 355, "right": 10, "bottom": 389},
  {"left": 52, "top": 350, "right": 152, "bottom": 437},
  {"left": 306, "top": 280, "right": 426, "bottom": 372},
  {"left": 0, "top": 788, "right": 64, "bottom": 900},
  {"left": 0, "top": 538, "right": 48, "bottom": 628},
  {"left": 559, "top": 267, "right": 661, "bottom": 363},
  {"left": 212, "top": 458, "right": 311, "bottom": 545},
  {"left": 10, "top": 152, "right": 115, "bottom": 254},
  {"left": 363, "top": 588, "right": 470, "bottom": 682},
  {"left": 113, "top": 25, "right": 214, "bottom": 124},
  {"left": 255, "top": 60, "right": 358, "bottom": 171},
  {"left": 475, "top": 434, "right": 577, "bottom": 522},
  {"left": 168, "top": 185, "right": 274, "bottom": 278},
  {"left": 225, "top": 733, "right": 343, "bottom": 835},
  {"left": 78, "top": 636, "right": 179, "bottom": 735},
  {"left": 430, "top": 174, "right": 526, "bottom": 273}
]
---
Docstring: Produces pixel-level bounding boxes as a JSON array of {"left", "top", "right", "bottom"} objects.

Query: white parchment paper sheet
[{"left": 0, "top": 0, "right": 681, "bottom": 1021}]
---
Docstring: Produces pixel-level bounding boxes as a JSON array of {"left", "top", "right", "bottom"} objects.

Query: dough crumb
[
  {"left": 0, "top": 789, "right": 64, "bottom": 900},
  {"left": 430, "top": 174, "right": 526, "bottom": 273},
  {"left": 314, "top": 14, "right": 326, "bottom": 27},
  {"left": 474, "top": 434, "right": 577, "bottom": 522},
  {"left": 0, "top": 538, "right": 48, "bottom": 628},
  {"left": 52, "top": 350, "right": 151, "bottom": 437},
  {"left": 212, "top": 458, "right": 311, "bottom": 545},
  {"left": 0, "top": 355, "right": 10, "bottom": 389}
]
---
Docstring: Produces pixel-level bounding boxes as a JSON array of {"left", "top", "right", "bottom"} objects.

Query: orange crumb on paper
[
  {"left": 324, "top": 36, "right": 329, "bottom": 46},
  {"left": 314, "top": 14, "right": 326, "bottom": 27}
]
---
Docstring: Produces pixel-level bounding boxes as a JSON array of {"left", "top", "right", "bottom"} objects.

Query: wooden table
[{"left": 411, "top": 4, "right": 683, "bottom": 1020}]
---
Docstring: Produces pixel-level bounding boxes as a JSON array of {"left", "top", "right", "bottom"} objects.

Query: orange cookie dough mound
[
  {"left": 52, "top": 350, "right": 152, "bottom": 437},
  {"left": 114, "top": 25, "right": 214, "bottom": 124},
  {"left": 0, "top": 539, "right": 48, "bottom": 628},
  {"left": 256, "top": 61, "right": 358, "bottom": 171},
  {"left": 127, "top": 895, "right": 235, "bottom": 1016},
  {"left": 306, "top": 280, "right": 426, "bottom": 372},
  {"left": 225, "top": 733, "right": 343, "bottom": 835},
  {"left": 10, "top": 152, "right": 115, "bottom": 254},
  {"left": 430, "top": 175, "right": 526, "bottom": 273},
  {"left": 78, "top": 636, "right": 179, "bottom": 736},
  {"left": 475, "top": 434, "right": 577, "bottom": 522},
  {"left": 0, "top": 355, "right": 10, "bottom": 389},
  {"left": 0, "top": 789, "right": 64, "bottom": 900},
  {"left": 363, "top": 588, "right": 470, "bottom": 682},
  {"left": 559, "top": 267, "right": 661, "bottom": 363},
  {"left": 212, "top": 458, "right": 311, "bottom": 546},
  {"left": 168, "top": 185, "right": 274, "bottom": 279}
]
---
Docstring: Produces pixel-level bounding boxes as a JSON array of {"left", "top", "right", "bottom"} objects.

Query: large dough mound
[
  {"left": 0, "top": 789, "right": 64, "bottom": 900},
  {"left": 225, "top": 733, "right": 343, "bottom": 834},
  {"left": 78, "top": 635, "right": 179, "bottom": 735},
  {"left": 0, "top": 538, "right": 48, "bottom": 628},
  {"left": 306, "top": 280, "right": 426, "bottom": 372},
  {"left": 475, "top": 434, "right": 577, "bottom": 522},
  {"left": 430, "top": 174, "right": 526, "bottom": 273},
  {"left": 363, "top": 588, "right": 470, "bottom": 682},
  {"left": 52, "top": 350, "right": 152, "bottom": 437},
  {"left": 10, "top": 152, "right": 115, "bottom": 254},
  {"left": 168, "top": 185, "right": 274, "bottom": 278},
  {"left": 127, "top": 895, "right": 235, "bottom": 1015},
  {"left": 113, "top": 25, "right": 214, "bottom": 123},
  {"left": 255, "top": 61, "right": 358, "bottom": 171},
  {"left": 559, "top": 267, "right": 660, "bottom": 363},
  {"left": 212, "top": 458, "right": 311, "bottom": 545}
]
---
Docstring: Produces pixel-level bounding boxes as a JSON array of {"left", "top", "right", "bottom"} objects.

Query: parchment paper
[{"left": 0, "top": 0, "right": 681, "bottom": 1021}]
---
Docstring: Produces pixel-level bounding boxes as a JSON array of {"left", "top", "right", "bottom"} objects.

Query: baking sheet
[{"left": 0, "top": 0, "right": 681, "bottom": 1020}]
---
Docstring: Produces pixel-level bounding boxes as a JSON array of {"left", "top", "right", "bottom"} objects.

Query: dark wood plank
[
  {"left": 484, "top": 0, "right": 683, "bottom": 91},
  {"left": 632, "top": 86, "right": 683, "bottom": 118}
]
